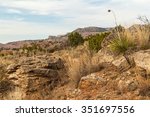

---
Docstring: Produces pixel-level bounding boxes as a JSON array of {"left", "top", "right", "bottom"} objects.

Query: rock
[
  {"left": 1, "top": 56, "right": 67, "bottom": 100},
  {"left": 112, "top": 56, "right": 130, "bottom": 71},
  {"left": 118, "top": 80, "right": 126, "bottom": 92},
  {"left": 136, "top": 67, "right": 148, "bottom": 79},
  {"left": 97, "top": 49, "right": 114, "bottom": 63},
  {"left": 118, "top": 79, "right": 138, "bottom": 92},
  {"left": 79, "top": 73, "right": 107, "bottom": 90},
  {"left": 29, "top": 68, "right": 58, "bottom": 78},
  {"left": 7, "top": 64, "right": 20, "bottom": 74},
  {"left": 133, "top": 49, "right": 150, "bottom": 72},
  {"left": 43, "top": 58, "right": 64, "bottom": 70},
  {"left": 126, "top": 80, "right": 138, "bottom": 91}
]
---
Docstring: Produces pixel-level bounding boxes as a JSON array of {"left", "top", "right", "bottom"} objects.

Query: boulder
[
  {"left": 133, "top": 50, "right": 150, "bottom": 72},
  {"left": 112, "top": 56, "right": 130, "bottom": 71},
  {"left": 7, "top": 64, "right": 20, "bottom": 74},
  {"left": 118, "top": 79, "right": 138, "bottom": 92},
  {"left": 79, "top": 73, "right": 107, "bottom": 90},
  {"left": 43, "top": 58, "right": 64, "bottom": 70}
]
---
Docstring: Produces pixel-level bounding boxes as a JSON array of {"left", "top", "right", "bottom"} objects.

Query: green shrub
[
  {"left": 68, "top": 32, "right": 84, "bottom": 47},
  {"left": 109, "top": 35, "right": 134, "bottom": 54},
  {"left": 87, "top": 32, "right": 110, "bottom": 52},
  {"left": 21, "top": 43, "right": 43, "bottom": 56}
]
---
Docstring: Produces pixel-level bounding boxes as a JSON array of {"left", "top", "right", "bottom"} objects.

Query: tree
[
  {"left": 68, "top": 32, "right": 84, "bottom": 47},
  {"left": 87, "top": 32, "right": 110, "bottom": 52}
]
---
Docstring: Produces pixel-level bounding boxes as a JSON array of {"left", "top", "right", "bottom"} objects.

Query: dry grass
[
  {"left": 0, "top": 56, "right": 15, "bottom": 82},
  {"left": 0, "top": 65, "right": 6, "bottom": 82},
  {"left": 137, "top": 78, "right": 150, "bottom": 96},
  {"left": 62, "top": 45, "right": 103, "bottom": 88},
  {"left": 109, "top": 30, "right": 135, "bottom": 54},
  {"left": 132, "top": 25, "right": 150, "bottom": 49}
]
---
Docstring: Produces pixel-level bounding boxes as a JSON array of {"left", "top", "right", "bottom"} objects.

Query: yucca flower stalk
[{"left": 108, "top": 9, "right": 121, "bottom": 40}]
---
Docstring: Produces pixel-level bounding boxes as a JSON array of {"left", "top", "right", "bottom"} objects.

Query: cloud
[
  {"left": 0, "top": 0, "right": 68, "bottom": 15},
  {"left": 6, "top": 8, "right": 22, "bottom": 14},
  {"left": 0, "top": 19, "right": 70, "bottom": 35},
  {"left": 0, "top": 19, "right": 71, "bottom": 43},
  {"left": 0, "top": 0, "right": 150, "bottom": 43}
]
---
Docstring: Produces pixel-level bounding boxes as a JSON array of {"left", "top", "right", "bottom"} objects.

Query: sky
[{"left": 0, "top": 0, "right": 150, "bottom": 43}]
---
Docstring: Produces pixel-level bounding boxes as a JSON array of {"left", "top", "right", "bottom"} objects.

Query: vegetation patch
[
  {"left": 68, "top": 32, "right": 84, "bottom": 47},
  {"left": 109, "top": 35, "right": 135, "bottom": 54}
]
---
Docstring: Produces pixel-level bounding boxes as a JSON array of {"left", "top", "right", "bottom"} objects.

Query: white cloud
[
  {"left": 0, "top": 19, "right": 69, "bottom": 35},
  {"left": 0, "top": 0, "right": 150, "bottom": 43},
  {"left": 6, "top": 8, "right": 22, "bottom": 14},
  {"left": 0, "top": 0, "right": 69, "bottom": 15}
]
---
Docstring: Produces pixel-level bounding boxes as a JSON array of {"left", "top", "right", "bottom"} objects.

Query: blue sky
[{"left": 0, "top": 0, "right": 150, "bottom": 43}]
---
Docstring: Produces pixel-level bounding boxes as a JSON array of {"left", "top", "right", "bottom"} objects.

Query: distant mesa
[
  {"left": 73, "top": 26, "right": 108, "bottom": 33},
  {"left": 0, "top": 26, "right": 110, "bottom": 50}
]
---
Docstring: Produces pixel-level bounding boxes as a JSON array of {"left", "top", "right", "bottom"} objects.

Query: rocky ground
[{"left": 0, "top": 48, "right": 150, "bottom": 100}]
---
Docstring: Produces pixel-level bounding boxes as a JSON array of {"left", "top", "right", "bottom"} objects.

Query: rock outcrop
[
  {"left": 112, "top": 56, "right": 131, "bottom": 71},
  {"left": 0, "top": 56, "right": 67, "bottom": 100},
  {"left": 133, "top": 50, "right": 150, "bottom": 72}
]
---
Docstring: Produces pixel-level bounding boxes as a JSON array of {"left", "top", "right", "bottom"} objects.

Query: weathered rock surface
[
  {"left": 133, "top": 50, "right": 150, "bottom": 72},
  {"left": 0, "top": 56, "right": 67, "bottom": 100},
  {"left": 79, "top": 73, "right": 107, "bottom": 90},
  {"left": 112, "top": 56, "right": 131, "bottom": 71},
  {"left": 7, "top": 64, "right": 20, "bottom": 74},
  {"left": 1, "top": 49, "right": 150, "bottom": 100}
]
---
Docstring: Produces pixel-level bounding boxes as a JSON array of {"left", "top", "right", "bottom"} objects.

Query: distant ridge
[
  {"left": 73, "top": 26, "right": 108, "bottom": 33},
  {"left": 0, "top": 26, "right": 110, "bottom": 49}
]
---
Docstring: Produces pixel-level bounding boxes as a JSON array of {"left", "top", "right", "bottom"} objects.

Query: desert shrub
[
  {"left": 87, "top": 32, "right": 110, "bottom": 52},
  {"left": 68, "top": 32, "right": 84, "bottom": 47},
  {"left": 109, "top": 32, "right": 135, "bottom": 54},
  {"left": 21, "top": 43, "right": 43, "bottom": 56}
]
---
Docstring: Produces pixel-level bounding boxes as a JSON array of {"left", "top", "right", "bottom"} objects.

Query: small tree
[
  {"left": 87, "top": 32, "right": 110, "bottom": 52},
  {"left": 68, "top": 32, "right": 84, "bottom": 47}
]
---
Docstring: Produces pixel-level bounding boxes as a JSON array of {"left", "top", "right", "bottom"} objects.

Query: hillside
[{"left": 0, "top": 25, "right": 150, "bottom": 100}]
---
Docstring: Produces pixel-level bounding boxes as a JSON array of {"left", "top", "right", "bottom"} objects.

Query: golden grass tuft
[
  {"left": 138, "top": 78, "right": 150, "bottom": 96},
  {"left": 131, "top": 24, "right": 150, "bottom": 49},
  {"left": 62, "top": 45, "right": 103, "bottom": 88}
]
